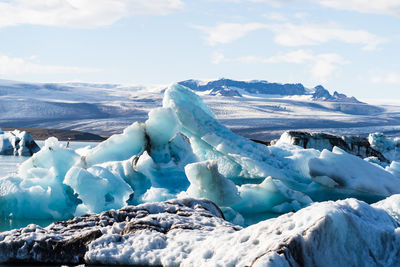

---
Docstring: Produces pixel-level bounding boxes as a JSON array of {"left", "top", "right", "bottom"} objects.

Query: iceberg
[
  {"left": 0, "top": 137, "right": 80, "bottom": 219},
  {"left": 1, "top": 83, "right": 400, "bottom": 226},
  {"left": 0, "top": 129, "right": 39, "bottom": 156},
  {"left": 369, "top": 132, "right": 400, "bottom": 162},
  {"left": 309, "top": 147, "right": 400, "bottom": 197},
  {"left": 184, "top": 160, "right": 241, "bottom": 207},
  {"left": 278, "top": 130, "right": 388, "bottom": 163}
]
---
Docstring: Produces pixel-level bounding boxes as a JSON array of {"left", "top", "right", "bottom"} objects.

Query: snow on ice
[
  {"left": 1, "top": 83, "right": 400, "bottom": 227},
  {"left": 1, "top": 197, "right": 400, "bottom": 266}
]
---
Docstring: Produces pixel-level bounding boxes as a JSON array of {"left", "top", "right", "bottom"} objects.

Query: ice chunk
[
  {"left": 0, "top": 137, "right": 83, "bottom": 219},
  {"left": 373, "top": 194, "right": 400, "bottom": 223},
  {"left": 369, "top": 132, "right": 400, "bottom": 162},
  {"left": 233, "top": 177, "right": 312, "bottom": 215},
  {"left": 18, "top": 137, "right": 81, "bottom": 181},
  {"left": 185, "top": 160, "right": 241, "bottom": 207},
  {"left": 0, "top": 129, "right": 40, "bottom": 156},
  {"left": 64, "top": 166, "right": 133, "bottom": 214},
  {"left": 141, "top": 187, "right": 175, "bottom": 202},
  {"left": 0, "top": 168, "right": 80, "bottom": 219},
  {"left": 145, "top": 107, "right": 181, "bottom": 147},
  {"left": 84, "top": 122, "right": 146, "bottom": 166},
  {"left": 309, "top": 147, "right": 400, "bottom": 196},
  {"left": 96, "top": 158, "right": 151, "bottom": 205},
  {"left": 163, "top": 84, "right": 314, "bottom": 183},
  {"left": 220, "top": 207, "right": 245, "bottom": 226},
  {"left": 168, "top": 133, "right": 197, "bottom": 166},
  {"left": 386, "top": 161, "right": 400, "bottom": 179}
]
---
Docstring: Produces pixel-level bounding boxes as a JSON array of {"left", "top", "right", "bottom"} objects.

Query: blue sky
[{"left": 0, "top": 0, "right": 399, "bottom": 98}]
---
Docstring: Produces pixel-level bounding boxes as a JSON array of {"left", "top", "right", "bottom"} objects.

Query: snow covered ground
[{"left": 1, "top": 79, "right": 398, "bottom": 140}]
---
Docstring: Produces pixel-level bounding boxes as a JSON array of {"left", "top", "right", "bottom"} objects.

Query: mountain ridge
[
  {"left": 0, "top": 78, "right": 396, "bottom": 140},
  {"left": 178, "top": 78, "right": 361, "bottom": 103}
]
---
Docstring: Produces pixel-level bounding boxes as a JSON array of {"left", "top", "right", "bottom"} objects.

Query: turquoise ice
[{"left": 1, "top": 84, "right": 400, "bottom": 226}]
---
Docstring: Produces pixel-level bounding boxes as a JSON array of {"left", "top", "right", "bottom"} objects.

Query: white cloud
[
  {"left": 309, "top": 53, "right": 348, "bottom": 81},
  {"left": 209, "top": 0, "right": 282, "bottom": 6},
  {"left": 371, "top": 71, "right": 400, "bottom": 84},
  {"left": 213, "top": 49, "right": 314, "bottom": 64},
  {"left": 311, "top": 0, "right": 400, "bottom": 17},
  {"left": 263, "top": 12, "right": 288, "bottom": 22},
  {"left": 212, "top": 0, "right": 400, "bottom": 17},
  {"left": 271, "top": 23, "right": 386, "bottom": 51},
  {"left": 0, "top": 55, "right": 101, "bottom": 75},
  {"left": 250, "top": 0, "right": 282, "bottom": 7},
  {"left": 197, "top": 22, "right": 385, "bottom": 50},
  {"left": 194, "top": 23, "right": 268, "bottom": 45},
  {"left": 0, "top": 0, "right": 183, "bottom": 28},
  {"left": 212, "top": 52, "right": 226, "bottom": 64},
  {"left": 213, "top": 49, "right": 348, "bottom": 82}
]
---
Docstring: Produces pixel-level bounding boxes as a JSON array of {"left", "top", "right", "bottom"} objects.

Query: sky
[{"left": 0, "top": 0, "right": 399, "bottom": 99}]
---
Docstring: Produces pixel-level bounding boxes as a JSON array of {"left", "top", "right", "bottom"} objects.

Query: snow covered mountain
[
  {"left": 0, "top": 78, "right": 398, "bottom": 140},
  {"left": 178, "top": 78, "right": 362, "bottom": 103}
]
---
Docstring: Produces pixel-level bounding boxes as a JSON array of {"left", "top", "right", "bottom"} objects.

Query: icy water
[{"left": 0, "top": 141, "right": 99, "bottom": 232}]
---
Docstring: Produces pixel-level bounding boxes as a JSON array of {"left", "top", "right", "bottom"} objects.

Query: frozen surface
[
  {"left": 1, "top": 84, "right": 400, "bottom": 227},
  {"left": 1, "top": 197, "right": 400, "bottom": 266},
  {"left": 183, "top": 198, "right": 400, "bottom": 267},
  {"left": 309, "top": 147, "right": 400, "bottom": 197}
]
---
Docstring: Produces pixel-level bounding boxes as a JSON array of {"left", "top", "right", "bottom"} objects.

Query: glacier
[{"left": 1, "top": 83, "right": 400, "bottom": 227}]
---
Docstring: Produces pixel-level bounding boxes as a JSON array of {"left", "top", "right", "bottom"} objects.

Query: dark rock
[
  {"left": 0, "top": 198, "right": 233, "bottom": 265},
  {"left": 312, "top": 85, "right": 332, "bottom": 100},
  {"left": 312, "top": 85, "right": 362, "bottom": 103},
  {"left": 280, "top": 131, "right": 388, "bottom": 163},
  {"left": 209, "top": 85, "right": 242, "bottom": 97}
]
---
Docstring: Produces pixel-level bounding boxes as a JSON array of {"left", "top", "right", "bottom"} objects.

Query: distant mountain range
[
  {"left": 0, "top": 78, "right": 398, "bottom": 140},
  {"left": 178, "top": 79, "right": 361, "bottom": 103}
]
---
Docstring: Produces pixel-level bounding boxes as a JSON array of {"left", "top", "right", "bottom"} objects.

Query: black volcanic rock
[
  {"left": 0, "top": 198, "right": 237, "bottom": 265},
  {"left": 279, "top": 131, "right": 388, "bottom": 163}
]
